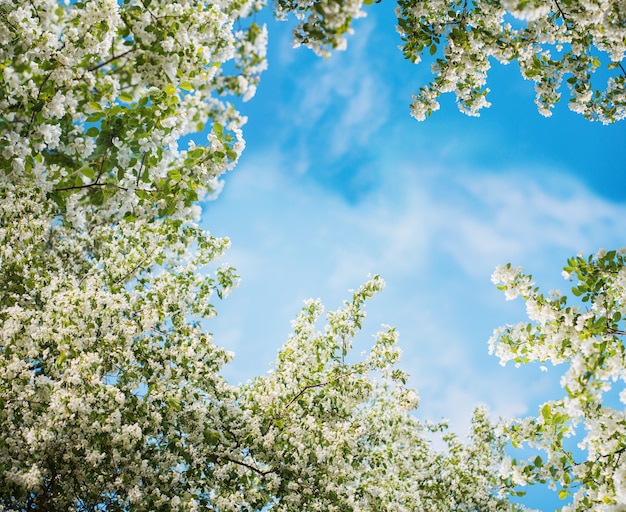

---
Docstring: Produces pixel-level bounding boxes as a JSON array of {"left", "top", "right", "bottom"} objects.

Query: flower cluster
[
  {"left": 238, "top": 279, "right": 521, "bottom": 511},
  {"left": 275, "top": 0, "right": 367, "bottom": 56},
  {"left": 0, "top": 186, "right": 243, "bottom": 510},
  {"left": 398, "top": 0, "right": 626, "bottom": 122}
]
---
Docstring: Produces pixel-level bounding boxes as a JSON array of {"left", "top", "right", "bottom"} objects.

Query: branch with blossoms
[
  {"left": 88, "top": 49, "right": 134, "bottom": 73},
  {"left": 211, "top": 453, "right": 275, "bottom": 477},
  {"left": 490, "top": 249, "right": 626, "bottom": 509},
  {"left": 258, "top": 367, "right": 366, "bottom": 438}
]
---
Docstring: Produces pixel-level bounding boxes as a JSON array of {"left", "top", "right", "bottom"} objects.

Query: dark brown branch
[
  {"left": 112, "top": 258, "right": 150, "bottom": 285},
  {"left": 88, "top": 49, "right": 134, "bottom": 72},
  {"left": 213, "top": 453, "right": 273, "bottom": 476},
  {"left": 553, "top": 0, "right": 569, "bottom": 24},
  {"left": 223, "top": 426, "right": 242, "bottom": 448},
  {"left": 260, "top": 368, "right": 363, "bottom": 437},
  {"left": 26, "top": 72, "right": 52, "bottom": 133},
  {"left": 283, "top": 368, "right": 361, "bottom": 411},
  {"left": 28, "top": 0, "right": 40, "bottom": 20},
  {"left": 136, "top": 153, "right": 147, "bottom": 186},
  {"left": 53, "top": 181, "right": 127, "bottom": 192},
  {"left": 565, "top": 446, "right": 626, "bottom": 475}
]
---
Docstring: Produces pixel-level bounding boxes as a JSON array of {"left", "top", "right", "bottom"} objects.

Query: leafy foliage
[
  {"left": 0, "top": 0, "right": 266, "bottom": 221},
  {"left": 2, "top": 0, "right": 624, "bottom": 510}
]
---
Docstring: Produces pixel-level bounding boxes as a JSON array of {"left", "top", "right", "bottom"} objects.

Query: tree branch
[
  {"left": 283, "top": 368, "right": 361, "bottom": 411},
  {"left": 212, "top": 453, "right": 273, "bottom": 476},
  {"left": 260, "top": 366, "right": 365, "bottom": 437},
  {"left": 88, "top": 49, "right": 134, "bottom": 72},
  {"left": 553, "top": 0, "right": 569, "bottom": 25},
  {"left": 53, "top": 181, "right": 125, "bottom": 192}
]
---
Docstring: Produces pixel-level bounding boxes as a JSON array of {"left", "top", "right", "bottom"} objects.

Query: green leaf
[
  {"left": 135, "top": 189, "right": 150, "bottom": 200},
  {"left": 168, "top": 169, "right": 182, "bottom": 181},
  {"left": 56, "top": 352, "right": 67, "bottom": 367},
  {"left": 86, "top": 126, "right": 99, "bottom": 137},
  {"left": 429, "top": 44, "right": 437, "bottom": 56},
  {"left": 187, "top": 148, "right": 204, "bottom": 158},
  {"left": 167, "top": 397, "right": 181, "bottom": 411},
  {"left": 119, "top": 92, "right": 133, "bottom": 102},
  {"left": 87, "top": 112, "right": 105, "bottom": 122},
  {"left": 80, "top": 167, "right": 95, "bottom": 179},
  {"left": 558, "top": 489, "right": 568, "bottom": 500},
  {"left": 164, "top": 84, "right": 176, "bottom": 95},
  {"left": 180, "top": 81, "right": 193, "bottom": 91}
]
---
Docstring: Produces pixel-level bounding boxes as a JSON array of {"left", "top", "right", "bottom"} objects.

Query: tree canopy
[{"left": 0, "top": 0, "right": 624, "bottom": 510}]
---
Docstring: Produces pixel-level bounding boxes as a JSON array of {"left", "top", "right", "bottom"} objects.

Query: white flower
[
  {"left": 39, "top": 123, "right": 62, "bottom": 150},
  {"left": 401, "top": 388, "right": 420, "bottom": 410},
  {"left": 614, "top": 464, "right": 626, "bottom": 504}
]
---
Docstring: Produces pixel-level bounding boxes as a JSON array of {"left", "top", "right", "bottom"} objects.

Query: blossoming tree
[
  {"left": 0, "top": 0, "right": 521, "bottom": 510},
  {"left": 277, "top": 0, "right": 626, "bottom": 122}
]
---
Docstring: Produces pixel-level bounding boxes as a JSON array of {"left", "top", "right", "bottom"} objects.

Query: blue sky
[{"left": 201, "top": 4, "right": 626, "bottom": 508}]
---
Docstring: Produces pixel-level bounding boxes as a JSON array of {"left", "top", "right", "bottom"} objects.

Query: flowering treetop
[
  {"left": 1, "top": 0, "right": 624, "bottom": 510},
  {"left": 0, "top": 1, "right": 525, "bottom": 510}
]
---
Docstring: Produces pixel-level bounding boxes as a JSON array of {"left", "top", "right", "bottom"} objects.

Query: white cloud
[{"left": 435, "top": 170, "right": 626, "bottom": 276}]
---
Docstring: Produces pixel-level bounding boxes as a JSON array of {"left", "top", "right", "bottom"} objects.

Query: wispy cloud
[{"left": 262, "top": 17, "right": 391, "bottom": 180}]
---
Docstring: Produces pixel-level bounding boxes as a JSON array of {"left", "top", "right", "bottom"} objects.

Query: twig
[
  {"left": 212, "top": 453, "right": 273, "bottom": 477},
  {"left": 88, "top": 49, "right": 134, "bottom": 72}
]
